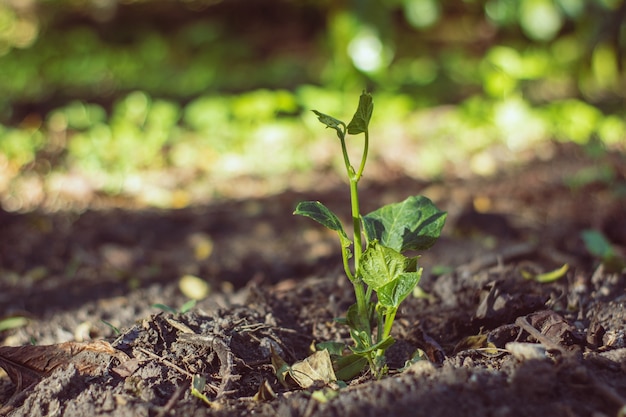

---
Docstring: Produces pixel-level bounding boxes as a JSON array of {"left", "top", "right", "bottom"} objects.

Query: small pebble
[{"left": 505, "top": 342, "right": 547, "bottom": 361}]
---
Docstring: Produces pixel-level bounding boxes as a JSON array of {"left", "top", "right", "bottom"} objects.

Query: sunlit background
[{"left": 1, "top": 0, "right": 624, "bottom": 211}]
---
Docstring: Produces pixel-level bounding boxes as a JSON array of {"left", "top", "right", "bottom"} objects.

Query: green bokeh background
[{"left": 0, "top": 0, "right": 624, "bottom": 210}]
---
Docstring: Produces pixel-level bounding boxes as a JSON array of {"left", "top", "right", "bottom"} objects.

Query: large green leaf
[
  {"left": 362, "top": 195, "right": 447, "bottom": 253},
  {"left": 346, "top": 91, "right": 373, "bottom": 135},
  {"left": 294, "top": 201, "right": 350, "bottom": 247}
]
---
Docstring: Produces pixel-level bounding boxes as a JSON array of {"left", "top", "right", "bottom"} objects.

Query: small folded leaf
[
  {"left": 253, "top": 379, "right": 277, "bottom": 401},
  {"left": 270, "top": 345, "right": 291, "bottom": 388},
  {"left": 377, "top": 270, "right": 422, "bottom": 308},
  {"left": 294, "top": 201, "right": 351, "bottom": 248},
  {"left": 362, "top": 195, "right": 447, "bottom": 253},
  {"left": 346, "top": 91, "right": 373, "bottom": 135},
  {"left": 312, "top": 110, "right": 345, "bottom": 139}
]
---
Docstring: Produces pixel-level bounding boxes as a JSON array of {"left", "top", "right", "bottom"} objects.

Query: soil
[{"left": 1, "top": 142, "right": 626, "bottom": 417}]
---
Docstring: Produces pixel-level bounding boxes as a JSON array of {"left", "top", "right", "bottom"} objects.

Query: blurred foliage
[{"left": 0, "top": 0, "right": 624, "bottom": 210}]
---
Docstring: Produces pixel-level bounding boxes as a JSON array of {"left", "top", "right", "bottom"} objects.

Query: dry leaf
[
  {"left": 289, "top": 350, "right": 336, "bottom": 389},
  {"left": 0, "top": 340, "right": 126, "bottom": 391}
]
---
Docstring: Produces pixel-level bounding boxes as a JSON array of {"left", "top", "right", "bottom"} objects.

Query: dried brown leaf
[{"left": 0, "top": 340, "right": 126, "bottom": 390}]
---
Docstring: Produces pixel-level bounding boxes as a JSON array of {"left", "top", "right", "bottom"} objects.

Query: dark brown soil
[{"left": 1, "top": 142, "right": 626, "bottom": 417}]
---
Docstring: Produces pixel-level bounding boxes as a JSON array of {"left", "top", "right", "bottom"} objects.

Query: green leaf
[
  {"left": 346, "top": 303, "right": 370, "bottom": 335},
  {"left": 191, "top": 375, "right": 213, "bottom": 406},
  {"left": 179, "top": 299, "right": 197, "bottom": 313},
  {"left": 359, "top": 242, "right": 407, "bottom": 290},
  {"left": 0, "top": 316, "right": 29, "bottom": 332},
  {"left": 377, "top": 270, "right": 422, "bottom": 308},
  {"left": 152, "top": 303, "right": 178, "bottom": 314},
  {"left": 581, "top": 229, "right": 615, "bottom": 259},
  {"left": 294, "top": 201, "right": 351, "bottom": 247},
  {"left": 350, "top": 335, "right": 395, "bottom": 355},
  {"left": 362, "top": 195, "right": 447, "bottom": 253},
  {"left": 312, "top": 110, "right": 345, "bottom": 139},
  {"left": 333, "top": 353, "right": 368, "bottom": 381},
  {"left": 520, "top": 263, "right": 569, "bottom": 283},
  {"left": 316, "top": 341, "right": 346, "bottom": 357},
  {"left": 346, "top": 92, "right": 373, "bottom": 135}
]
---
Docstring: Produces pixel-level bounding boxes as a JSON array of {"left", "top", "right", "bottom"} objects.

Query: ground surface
[{"left": 1, "top": 142, "right": 626, "bottom": 416}]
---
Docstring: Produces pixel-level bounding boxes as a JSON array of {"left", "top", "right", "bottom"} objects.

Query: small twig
[
  {"left": 177, "top": 334, "right": 240, "bottom": 399},
  {"left": 514, "top": 316, "right": 564, "bottom": 354},
  {"left": 136, "top": 347, "right": 194, "bottom": 379}
]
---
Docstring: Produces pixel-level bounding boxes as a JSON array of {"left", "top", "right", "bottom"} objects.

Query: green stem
[
  {"left": 355, "top": 130, "right": 369, "bottom": 181},
  {"left": 381, "top": 307, "right": 397, "bottom": 341},
  {"left": 349, "top": 179, "right": 362, "bottom": 272},
  {"left": 341, "top": 244, "right": 355, "bottom": 282}
]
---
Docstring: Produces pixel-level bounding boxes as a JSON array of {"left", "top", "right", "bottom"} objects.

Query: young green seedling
[{"left": 295, "top": 92, "right": 447, "bottom": 379}]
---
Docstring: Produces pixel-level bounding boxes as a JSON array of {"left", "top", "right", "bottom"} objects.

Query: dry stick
[
  {"left": 515, "top": 317, "right": 626, "bottom": 410},
  {"left": 137, "top": 347, "right": 194, "bottom": 378},
  {"left": 514, "top": 316, "right": 565, "bottom": 353},
  {"left": 178, "top": 334, "right": 240, "bottom": 399},
  {"left": 211, "top": 336, "right": 239, "bottom": 399}
]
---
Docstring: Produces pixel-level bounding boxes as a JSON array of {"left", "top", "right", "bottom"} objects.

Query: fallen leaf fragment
[
  {"left": 253, "top": 379, "right": 277, "bottom": 401},
  {"left": 0, "top": 340, "right": 127, "bottom": 391},
  {"left": 289, "top": 350, "right": 337, "bottom": 389}
]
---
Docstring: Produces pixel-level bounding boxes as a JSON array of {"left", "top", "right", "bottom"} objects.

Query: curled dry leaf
[{"left": 0, "top": 340, "right": 127, "bottom": 391}]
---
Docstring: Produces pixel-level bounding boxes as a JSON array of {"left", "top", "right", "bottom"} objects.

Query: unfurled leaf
[
  {"left": 362, "top": 195, "right": 447, "bottom": 253},
  {"left": 294, "top": 201, "right": 351, "bottom": 247},
  {"left": 346, "top": 92, "right": 373, "bottom": 135},
  {"left": 377, "top": 270, "right": 423, "bottom": 308}
]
